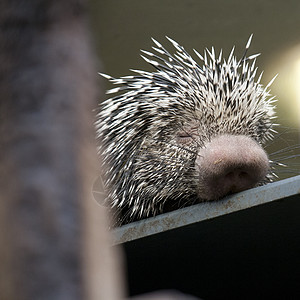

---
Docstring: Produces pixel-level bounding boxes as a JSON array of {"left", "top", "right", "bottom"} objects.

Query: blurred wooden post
[{"left": 0, "top": 1, "right": 124, "bottom": 299}]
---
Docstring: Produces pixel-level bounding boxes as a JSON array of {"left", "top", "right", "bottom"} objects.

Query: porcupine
[{"left": 96, "top": 35, "right": 278, "bottom": 225}]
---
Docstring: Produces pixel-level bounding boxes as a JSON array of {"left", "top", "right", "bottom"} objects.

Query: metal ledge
[{"left": 113, "top": 175, "right": 300, "bottom": 244}]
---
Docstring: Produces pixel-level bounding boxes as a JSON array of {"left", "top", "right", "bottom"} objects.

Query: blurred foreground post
[{"left": 0, "top": 1, "right": 124, "bottom": 299}]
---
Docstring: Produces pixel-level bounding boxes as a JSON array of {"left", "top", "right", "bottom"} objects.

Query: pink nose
[{"left": 195, "top": 135, "right": 270, "bottom": 200}]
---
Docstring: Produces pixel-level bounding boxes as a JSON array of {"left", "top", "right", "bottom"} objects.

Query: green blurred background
[{"left": 89, "top": 0, "right": 300, "bottom": 179}]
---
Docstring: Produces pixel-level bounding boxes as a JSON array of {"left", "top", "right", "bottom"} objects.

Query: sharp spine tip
[{"left": 246, "top": 34, "right": 253, "bottom": 49}]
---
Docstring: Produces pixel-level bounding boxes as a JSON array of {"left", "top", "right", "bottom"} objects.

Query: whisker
[
  {"left": 269, "top": 145, "right": 300, "bottom": 156},
  {"left": 271, "top": 154, "right": 300, "bottom": 161}
]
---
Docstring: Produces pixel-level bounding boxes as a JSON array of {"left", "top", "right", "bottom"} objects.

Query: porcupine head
[{"left": 96, "top": 35, "right": 277, "bottom": 225}]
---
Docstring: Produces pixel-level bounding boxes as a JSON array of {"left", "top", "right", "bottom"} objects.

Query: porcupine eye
[
  {"left": 176, "top": 125, "right": 198, "bottom": 145},
  {"left": 177, "top": 131, "right": 193, "bottom": 144}
]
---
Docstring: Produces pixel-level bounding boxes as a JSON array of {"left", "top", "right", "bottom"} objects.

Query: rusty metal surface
[{"left": 112, "top": 175, "right": 300, "bottom": 244}]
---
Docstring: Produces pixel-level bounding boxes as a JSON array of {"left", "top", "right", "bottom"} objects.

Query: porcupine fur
[{"left": 96, "top": 35, "right": 277, "bottom": 225}]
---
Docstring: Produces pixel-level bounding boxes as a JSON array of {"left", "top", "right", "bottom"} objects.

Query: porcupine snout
[{"left": 195, "top": 135, "right": 270, "bottom": 200}]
